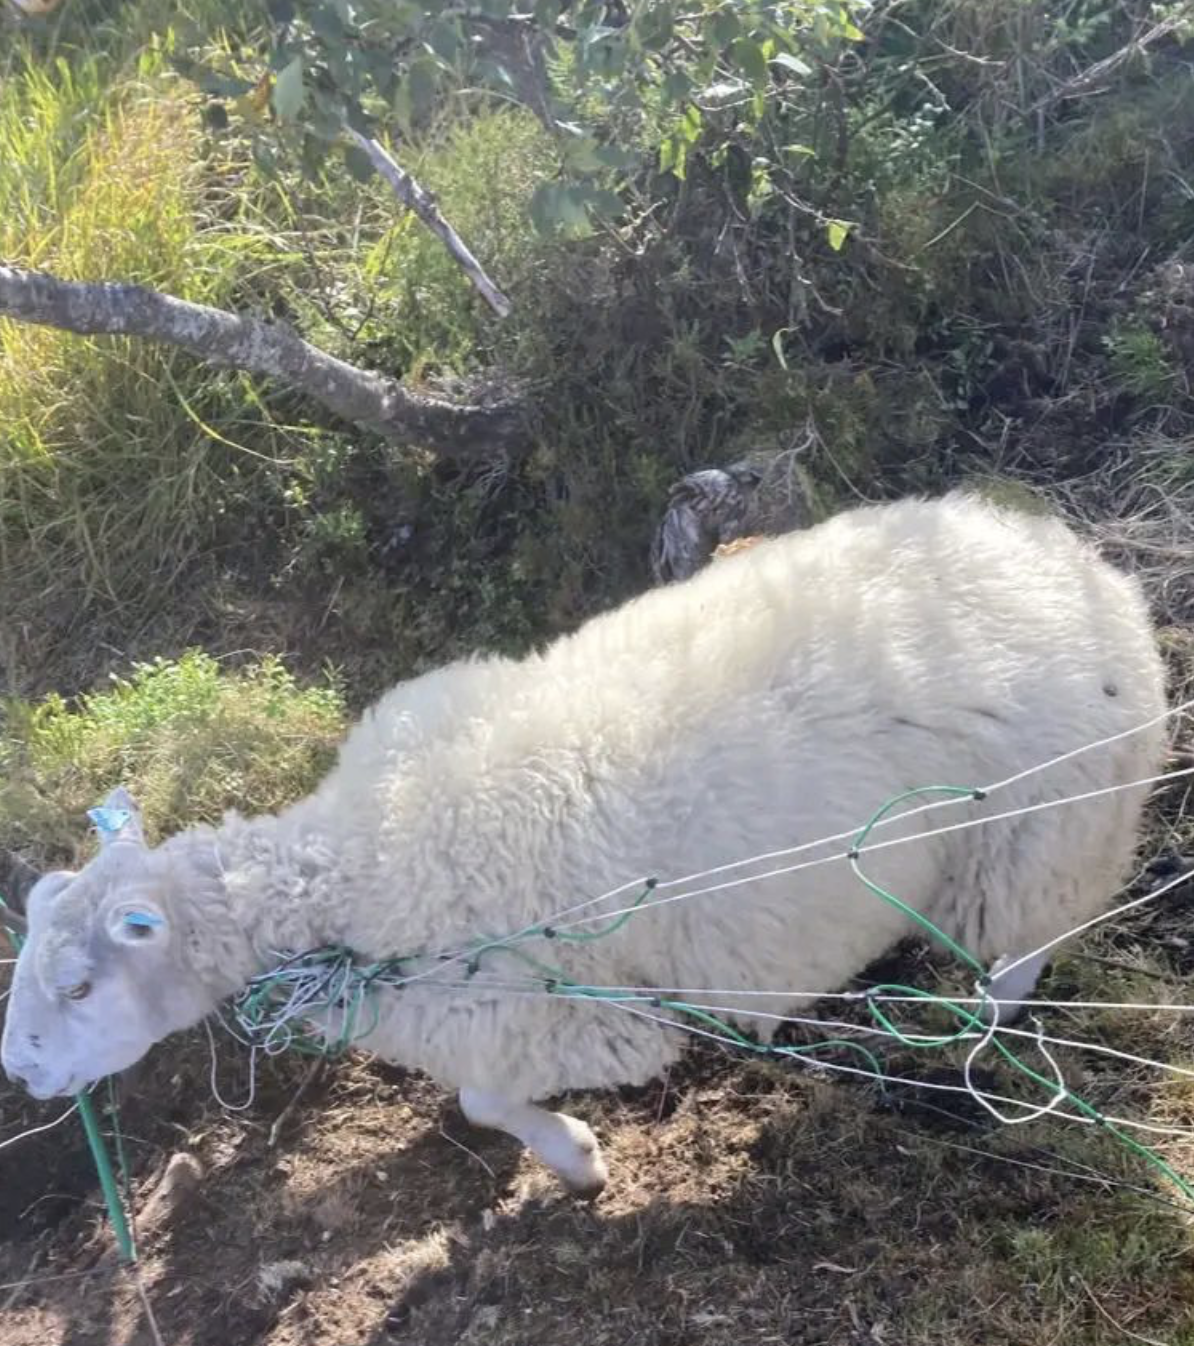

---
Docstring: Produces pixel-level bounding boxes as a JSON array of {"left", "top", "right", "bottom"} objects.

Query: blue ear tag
[
  {"left": 124, "top": 911, "right": 164, "bottom": 930},
  {"left": 88, "top": 806, "right": 131, "bottom": 836}
]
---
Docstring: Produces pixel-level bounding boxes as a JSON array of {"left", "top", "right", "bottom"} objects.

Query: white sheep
[{"left": 1, "top": 493, "right": 1169, "bottom": 1197}]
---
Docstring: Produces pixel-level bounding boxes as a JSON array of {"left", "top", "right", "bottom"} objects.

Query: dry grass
[{"left": 1042, "top": 445, "right": 1194, "bottom": 630}]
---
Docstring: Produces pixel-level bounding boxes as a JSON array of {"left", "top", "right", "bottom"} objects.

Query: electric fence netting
[
  {"left": 217, "top": 694, "right": 1194, "bottom": 1205},
  {"left": 2, "top": 695, "right": 1193, "bottom": 1267}
]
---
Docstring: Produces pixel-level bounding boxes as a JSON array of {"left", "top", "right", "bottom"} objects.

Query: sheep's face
[{"left": 1, "top": 790, "right": 210, "bottom": 1099}]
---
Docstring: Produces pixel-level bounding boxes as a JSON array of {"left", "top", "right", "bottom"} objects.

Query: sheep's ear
[
  {"left": 104, "top": 899, "right": 168, "bottom": 947},
  {"left": 88, "top": 786, "right": 146, "bottom": 849}
]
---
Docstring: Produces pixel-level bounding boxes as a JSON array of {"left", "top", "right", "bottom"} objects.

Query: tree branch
[
  {"left": 0, "top": 265, "right": 524, "bottom": 460},
  {"left": 1027, "top": 13, "right": 1190, "bottom": 115},
  {"left": 346, "top": 129, "right": 512, "bottom": 318}
]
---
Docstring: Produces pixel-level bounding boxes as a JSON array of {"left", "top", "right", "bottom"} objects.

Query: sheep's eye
[{"left": 64, "top": 981, "right": 92, "bottom": 1002}]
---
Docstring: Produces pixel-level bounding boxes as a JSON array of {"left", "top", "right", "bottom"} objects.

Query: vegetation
[
  {"left": 0, "top": 650, "right": 344, "bottom": 864},
  {"left": 1, "top": 1, "right": 1194, "bottom": 1342},
  {"left": 3, "top": 0, "right": 1194, "bottom": 702}
]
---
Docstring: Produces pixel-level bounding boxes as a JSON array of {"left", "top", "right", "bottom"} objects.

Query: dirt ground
[{"left": 4, "top": 862, "right": 1194, "bottom": 1346}]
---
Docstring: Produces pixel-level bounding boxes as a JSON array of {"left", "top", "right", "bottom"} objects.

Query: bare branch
[
  {"left": 0, "top": 265, "right": 524, "bottom": 460},
  {"left": 1028, "top": 12, "right": 1191, "bottom": 114},
  {"left": 346, "top": 129, "right": 512, "bottom": 318}
]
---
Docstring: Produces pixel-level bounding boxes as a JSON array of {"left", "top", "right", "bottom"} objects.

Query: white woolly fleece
[{"left": 163, "top": 492, "right": 1168, "bottom": 1102}]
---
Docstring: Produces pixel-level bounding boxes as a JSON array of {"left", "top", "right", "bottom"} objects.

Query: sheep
[{"left": 1, "top": 492, "right": 1169, "bottom": 1198}]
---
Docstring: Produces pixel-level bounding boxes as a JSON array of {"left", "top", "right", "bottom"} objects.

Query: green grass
[
  {"left": 0, "top": 20, "right": 574, "bottom": 677},
  {"left": 0, "top": 650, "right": 345, "bottom": 863},
  {"left": 0, "top": 43, "right": 301, "bottom": 622}
]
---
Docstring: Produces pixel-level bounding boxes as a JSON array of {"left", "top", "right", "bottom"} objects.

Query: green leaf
[
  {"left": 530, "top": 182, "right": 563, "bottom": 234},
  {"left": 771, "top": 328, "right": 790, "bottom": 370},
  {"left": 426, "top": 18, "right": 462, "bottom": 62},
  {"left": 407, "top": 57, "right": 439, "bottom": 119},
  {"left": 309, "top": 87, "right": 349, "bottom": 138},
  {"left": 252, "top": 137, "right": 280, "bottom": 179},
  {"left": 392, "top": 80, "right": 412, "bottom": 133},
  {"left": 729, "top": 38, "right": 769, "bottom": 87},
  {"left": 530, "top": 182, "right": 595, "bottom": 235},
  {"left": 635, "top": 0, "right": 674, "bottom": 50},
  {"left": 581, "top": 186, "right": 623, "bottom": 220},
  {"left": 593, "top": 143, "right": 639, "bottom": 170},
  {"left": 659, "top": 133, "right": 690, "bottom": 180},
  {"left": 770, "top": 51, "right": 811, "bottom": 77},
  {"left": 747, "top": 160, "right": 773, "bottom": 214},
  {"left": 300, "top": 131, "right": 328, "bottom": 177},
  {"left": 172, "top": 55, "right": 255, "bottom": 98},
  {"left": 782, "top": 142, "right": 816, "bottom": 157},
  {"left": 308, "top": 3, "right": 346, "bottom": 40},
  {"left": 709, "top": 9, "right": 740, "bottom": 47},
  {"left": 826, "top": 218, "right": 852, "bottom": 251},
  {"left": 272, "top": 54, "right": 306, "bottom": 121},
  {"left": 661, "top": 68, "right": 692, "bottom": 103},
  {"left": 562, "top": 135, "right": 606, "bottom": 173},
  {"left": 343, "top": 143, "right": 376, "bottom": 182}
]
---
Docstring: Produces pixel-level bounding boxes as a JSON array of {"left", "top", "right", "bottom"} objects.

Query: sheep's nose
[
  {"left": 2, "top": 1052, "right": 37, "bottom": 1087},
  {"left": 4, "top": 1064, "right": 60, "bottom": 1099}
]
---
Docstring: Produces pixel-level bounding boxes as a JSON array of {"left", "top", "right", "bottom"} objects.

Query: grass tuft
[{"left": 0, "top": 650, "right": 344, "bottom": 864}]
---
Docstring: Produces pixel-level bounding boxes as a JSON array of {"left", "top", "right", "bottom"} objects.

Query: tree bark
[
  {"left": 0, "top": 265, "right": 524, "bottom": 461},
  {"left": 345, "top": 129, "right": 512, "bottom": 318}
]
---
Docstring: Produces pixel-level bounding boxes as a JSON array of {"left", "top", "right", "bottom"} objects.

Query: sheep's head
[{"left": 1, "top": 788, "right": 214, "bottom": 1099}]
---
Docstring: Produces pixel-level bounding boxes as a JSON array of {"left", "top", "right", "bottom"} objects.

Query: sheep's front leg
[
  {"left": 980, "top": 949, "right": 1051, "bottom": 1026},
  {"left": 458, "top": 1086, "right": 607, "bottom": 1199}
]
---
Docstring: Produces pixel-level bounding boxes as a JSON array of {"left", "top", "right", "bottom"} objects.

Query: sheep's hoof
[
  {"left": 557, "top": 1143, "right": 608, "bottom": 1200},
  {"left": 563, "top": 1172, "right": 607, "bottom": 1202},
  {"left": 547, "top": 1113, "right": 607, "bottom": 1199}
]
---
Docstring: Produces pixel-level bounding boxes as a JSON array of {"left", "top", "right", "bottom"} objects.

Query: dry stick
[
  {"left": 0, "top": 1249, "right": 41, "bottom": 1313},
  {"left": 345, "top": 128, "right": 512, "bottom": 319},
  {"left": 267, "top": 1059, "right": 324, "bottom": 1149},
  {"left": 1027, "top": 11, "right": 1192, "bottom": 115},
  {"left": 438, "top": 1123, "right": 497, "bottom": 1178},
  {"left": 1074, "top": 1271, "right": 1170, "bottom": 1346},
  {"left": 0, "top": 1264, "right": 118, "bottom": 1298},
  {"left": 133, "top": 1266, "right": 167, "bottom": 1346}
]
